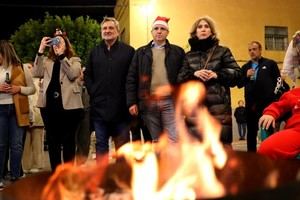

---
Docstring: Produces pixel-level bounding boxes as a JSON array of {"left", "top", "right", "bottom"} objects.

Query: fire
[
  {"left": 118, "top": 81, "right": 227, "bottom": 199},
  {"left": 42, "top": 81, "right": 228, "bottom": 200}
]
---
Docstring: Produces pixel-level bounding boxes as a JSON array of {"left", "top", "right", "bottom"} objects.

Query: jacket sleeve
[
  {"left": 216, "top": 47, "right": 241, "bottom": 87},
  {"left": 126, "top": 51, "right": 139, "bottom": 107},
  {"left": 263, "top": 91, "right": 294, "bottom": 120},
  {"left": 32, "top": 55, "right": 45, "bottom": 78},
  {"left": 282, "top": 40, "right": 297, "bottom": 83},
  {"left": 177, "top": 56, "right": 198, "bottom": 83},
  {"left": 236, "top": 64, "right": 249, "bottom": 88},
  {"left": 60, "top": 56, "right": 82, "bottom": 81},
  {"left": 84, "top": 50, "right": 94, "bottom": 97},
  {"left": 20, "top": 64, "right": 36, "bottom": 96}
]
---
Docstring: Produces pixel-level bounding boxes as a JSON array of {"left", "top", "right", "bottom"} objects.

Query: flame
[
  {"left": 118, "top": 81, "right": 227, "bottom": 199},
  {"left": 42, "top": 81, "right": 227, "bottom": 199}
]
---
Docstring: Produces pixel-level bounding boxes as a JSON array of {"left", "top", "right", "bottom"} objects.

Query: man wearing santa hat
[{"left": 126, "top": 16, "right": 185, "bottom": 142}]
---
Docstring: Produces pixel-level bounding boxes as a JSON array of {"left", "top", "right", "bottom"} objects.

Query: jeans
[
  {"left": 0, "top": 104, "right": 25, "bottom": 181},
  {"left": 93, "top": 119, "right": 130, "bottom": 156},
  {"left": 237, "top": 123, "right": 247, "bottom": 138},
  {"left": 142, "top": 96, "right": 177, "bottom": 142}
]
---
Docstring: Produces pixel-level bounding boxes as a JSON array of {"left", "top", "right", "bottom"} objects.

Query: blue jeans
[
  {"left": 93, "top": 119, "right": 130, "bottom": 156},
  {"left": 237, "top": 123, "right": 247, "bottom": 138},
  {"left": 142, "top": 97, "right": 177, "bottom": 142},
  {"left": 0, "top": 104, "right": 25, "bottom": 181}
]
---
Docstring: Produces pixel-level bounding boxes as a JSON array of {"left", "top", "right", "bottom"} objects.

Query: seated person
[{"left": 258, "top": 87, "right": 300, "bottom": 159}]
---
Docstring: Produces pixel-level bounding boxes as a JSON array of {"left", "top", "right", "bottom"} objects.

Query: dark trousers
[
  {"left": 75, "top": 108, "right": 91, "bottom": 161},
  {"left": 237, "top": 123, "right": 247, "bottom": 139},
  {"left": 41, "top": 108, "right": 83, "bottom": 171},
  {"left": 246, "top": 109, "right": 260, "bottom": 152},
  {"left": 93, "top": 119, "right": 130, "bottom": 156},
  {"left": 130, "top": 116, "right": 152, "bottom": 142}
]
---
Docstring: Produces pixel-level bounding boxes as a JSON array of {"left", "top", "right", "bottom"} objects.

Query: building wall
[
  {"left": 115, "top": 0, "right": 131, "bottom": 43},
  {"left": 115, "top": 0, "right": 300, "bottom": 108}
]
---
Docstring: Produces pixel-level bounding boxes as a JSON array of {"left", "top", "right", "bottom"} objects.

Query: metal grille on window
[{"left": 265, "top": 26, "right": 288, "bottom": 51}]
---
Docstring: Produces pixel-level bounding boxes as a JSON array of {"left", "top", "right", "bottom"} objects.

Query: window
[{"left": 265, "top": 26, "right": 288, "bottom": 51}]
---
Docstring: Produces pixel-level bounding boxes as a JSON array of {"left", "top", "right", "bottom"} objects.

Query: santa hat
[{"left": 152, "top": 16, "right": 170, "bottom": 30}]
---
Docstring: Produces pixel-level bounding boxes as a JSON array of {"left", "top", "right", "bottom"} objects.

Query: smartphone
[
  {"left": 48, "top": 37, "right": 60, "bottom": 46},
  {"left": 5, "top": 72, "right": 10, "bottom": 84}
]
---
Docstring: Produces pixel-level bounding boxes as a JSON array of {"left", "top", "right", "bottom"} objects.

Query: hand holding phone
[{"left": 48, "top": 37, "right": 60, "bottom": 46}]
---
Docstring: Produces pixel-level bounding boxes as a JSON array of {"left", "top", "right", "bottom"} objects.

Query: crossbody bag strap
[{"left": 203, "top": 45, "right": 217, "bottom": 69}]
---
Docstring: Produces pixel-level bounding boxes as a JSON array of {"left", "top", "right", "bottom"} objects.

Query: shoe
[
  {"left": 0, "top": 181, "right": 4, "bottom": 188},
  {"left": 20, "top": 174, "right": 26, "bottom": 179},
  {"left": 10, "top": 177, "right": 19, "bottom": 182},
  {"left": 29, "top": 168, "right": 40, "bottom": 173},
  {"left": 4, "top": 171, "right": 11, "bottom": 180}
]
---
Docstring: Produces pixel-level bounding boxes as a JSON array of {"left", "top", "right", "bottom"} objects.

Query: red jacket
[{"left": 263, "top": 88, "right": 300, "bottom": 129}]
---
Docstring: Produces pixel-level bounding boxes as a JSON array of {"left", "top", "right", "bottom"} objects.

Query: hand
[
  {"left": 0, "top": 83, "right": 11, "bottom": 93},
  {"left": 129, "top": 104, "right": 138, "bottom": 116},
  {"left": 258, "top": 114, "right": 275, "bottom": 130},
  {"left": 38, "top": 37, "right": 51, "bottom": 54},
  {"left": 247, "top": 68, "right": 255, "bottom": 78},
  {"left": 53, "top": 37, "right": 66, "bottom": 56},
  {"left": 194, "top": 69, "right": 217, "bottom": 81},
  {"left": 9, "top": 85, "right": 21, "bottom": 94}
]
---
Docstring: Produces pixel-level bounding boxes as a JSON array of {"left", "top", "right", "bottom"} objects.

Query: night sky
[{"left": 0, "top": 0, "right": 116, "bottom": 39}]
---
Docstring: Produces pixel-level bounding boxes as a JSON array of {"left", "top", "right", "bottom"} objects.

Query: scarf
[{"left": 189, "top": 36, "right": 218, "bottom": 52}]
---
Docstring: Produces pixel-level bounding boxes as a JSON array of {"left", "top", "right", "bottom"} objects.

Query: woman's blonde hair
[
  {"left": 190, "top": 16, "right": 218, "bottom": 39},
  {"left": 0, "top": 40, "right": 21, "bottom": 68}
]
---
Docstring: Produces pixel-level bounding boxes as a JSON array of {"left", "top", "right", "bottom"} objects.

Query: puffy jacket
[{"left": 177, "top": 43, "right": 241, "bottom": 144}]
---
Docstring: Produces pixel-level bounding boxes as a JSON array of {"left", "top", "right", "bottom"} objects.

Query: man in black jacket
[
  {"left": 237, "top": 41, "right": 281, "bottom": 152},
  {"left": 84, "top": 17, "right": 135, "bottom": 157},
  {"left": 126, "top": 16, "right": 185, "bottom": 142}
]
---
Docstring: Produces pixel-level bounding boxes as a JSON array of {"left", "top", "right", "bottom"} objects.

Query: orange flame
[
  {"left": 42, "top": 81, "right": 227, "bottom": 200},
  {"left": 118, "top": 81, "right": 226, "bottom": 199}
]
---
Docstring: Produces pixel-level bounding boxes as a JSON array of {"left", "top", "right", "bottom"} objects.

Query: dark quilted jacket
[{"left": 177, "top": 44, "right": 241, "bottom": 144}]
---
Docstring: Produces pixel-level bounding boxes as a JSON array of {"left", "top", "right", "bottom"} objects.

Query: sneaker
[
  {"left": 29, "top": 168, "right": 40, "bottom": 173},
  {"left": 0, "top": 181, "right": 4, "bottom": 188}
]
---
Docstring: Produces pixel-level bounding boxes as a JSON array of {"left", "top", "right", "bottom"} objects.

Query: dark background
[{"left": 0, "top": 0, "right": 116, "bottom": 39}]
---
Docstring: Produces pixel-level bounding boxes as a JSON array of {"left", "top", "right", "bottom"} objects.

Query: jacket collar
[
  {"left": 146, "top": 39, "right": 171, "bottom": 49},
  {"left": 100, "top": 40, "right": 120, "bottom": 51}
]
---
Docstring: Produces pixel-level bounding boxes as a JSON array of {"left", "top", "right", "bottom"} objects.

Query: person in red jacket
[{"left": 258, "top": 87, "right": 300, "bottom": 159}]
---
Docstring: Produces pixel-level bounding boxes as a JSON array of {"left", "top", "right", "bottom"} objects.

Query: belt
[{"left": 53, "top": 91, "right": 60, "bottom": 98}]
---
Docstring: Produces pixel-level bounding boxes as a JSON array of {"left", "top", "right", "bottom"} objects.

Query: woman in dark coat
[{"left": 177, "top": 16, "right": 241, "bottom": 145}]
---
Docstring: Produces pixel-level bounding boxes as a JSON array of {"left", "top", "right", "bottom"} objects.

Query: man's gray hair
[{"left": 101, "top": 17, "right": 120, "bottom": 32}]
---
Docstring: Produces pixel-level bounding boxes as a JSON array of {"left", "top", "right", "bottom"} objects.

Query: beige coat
[{"left": 33, "top": 55, "right": 83, "bottom": 110}]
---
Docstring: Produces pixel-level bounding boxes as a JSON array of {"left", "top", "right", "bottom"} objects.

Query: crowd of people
[{"left": 0, "top": 15, "right": 299, "bottom": 189}]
